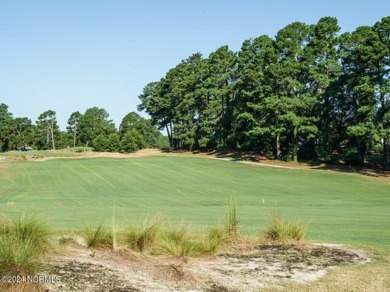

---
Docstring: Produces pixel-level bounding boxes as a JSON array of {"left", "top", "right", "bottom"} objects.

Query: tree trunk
[
  {"left": 73, "top": 128, "right": 77, "bottom": 148},
  {"left": 357, "top": 143, "right": 366, "bottom": 165},
  {"left": 50, "top": 123, "right": 55, "bottom": 150},
  {"left": 166, "top": 123, "right": 172, "bottom": 148},
  {"left": 276, "top": 134, "right": 281, "bottom": 160},
  {"left": 292, "top": 127, "right": 298, "bottom": 162},
  {"left": 384, "top": 138, "right": 389, "bottom": 171}
]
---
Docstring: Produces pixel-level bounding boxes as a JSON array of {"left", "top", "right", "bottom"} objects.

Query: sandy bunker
[{"left": 44, "top": 242, "right": 369, "bottom": 292}]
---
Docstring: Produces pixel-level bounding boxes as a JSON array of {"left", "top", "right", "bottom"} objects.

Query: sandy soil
[{"left": 43, "top": 242, "right": 369, "bottom": 292}]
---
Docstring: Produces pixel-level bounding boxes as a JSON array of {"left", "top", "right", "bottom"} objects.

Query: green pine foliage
[{"left": 137, "top": 16, "right": 389, "bottom": 169}]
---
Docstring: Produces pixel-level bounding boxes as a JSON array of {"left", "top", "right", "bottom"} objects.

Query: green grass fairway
[{"left": 1, "top": 155, "right": 389, "bottom": 248}]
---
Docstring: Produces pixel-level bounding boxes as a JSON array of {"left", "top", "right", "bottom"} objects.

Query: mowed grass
[{"left": 0, "top": 155, "right": 389, "bottom": 248}]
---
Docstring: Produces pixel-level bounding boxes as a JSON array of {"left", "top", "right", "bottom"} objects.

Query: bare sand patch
[{"left": 44, "top": 242, "right": 369, "bottom": 291}]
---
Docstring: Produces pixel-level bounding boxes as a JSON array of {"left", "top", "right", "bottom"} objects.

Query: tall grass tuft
[
  {"left": 13, "top": 215, "right": 52, "bottom": 253},
  {"left": 225, "top": 196, "right": 239, "bottom": 237},
  {"left": 84, "top": 224, "right": 113, "bottom": 248},
  {"left": 263, "top": 209, "right": 306, "bottom": 241},
  {"left": 156, "top": 223, "right": 226, "bottom": 256},
  {"left": 126, "top": 215, "right": 161, "bottom": 252},
  {"left": 156, "top": 223, "right": 197, "bottom": 256},
  {"left": 163, "top": 223, "right": 189, "bottom": 243},
  {"left": 157, "top": 238, "right": 196, "bottom": 257},
  {"left": 0, "top": 235, "right": 40, "bottom": 276},
  {"left": 0, "top": 214, "right": 51, "bottom": 292},
  {"left": 0, "top": 214, "right": 52, "bottom": 255},
  {"left": 200, "top": 224, "right": 226, "bottom": 254}
]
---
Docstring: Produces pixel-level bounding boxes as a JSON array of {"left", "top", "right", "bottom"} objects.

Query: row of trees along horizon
[
  {"left": 0, "top": 106, "right": 169, "bottom": 153},
  {"left": 0, "top": 16, "right": 389, "bottom": 169},
  {"left": 138, "top": 16, "right": 389, "bottom": 170}
]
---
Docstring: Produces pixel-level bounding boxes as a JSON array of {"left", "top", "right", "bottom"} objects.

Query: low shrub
[{"left": 72, "top": 147, "right": 92, "bottom": 153}]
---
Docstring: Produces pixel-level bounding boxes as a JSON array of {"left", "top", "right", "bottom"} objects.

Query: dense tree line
[
  {"left": 0, "top": 105, "right": 168, "bottom": 153},
  {"left": 138, "top": 16, "right": 389, "bottom": 169}
]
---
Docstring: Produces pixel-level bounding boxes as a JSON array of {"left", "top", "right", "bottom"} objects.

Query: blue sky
[{"left": 0, "top": 0, "right": 389, "bottom": 130}]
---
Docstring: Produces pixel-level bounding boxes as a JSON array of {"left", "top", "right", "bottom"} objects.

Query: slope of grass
[{"left": 0, "top": 155, "right": 389, "bottom": 248}]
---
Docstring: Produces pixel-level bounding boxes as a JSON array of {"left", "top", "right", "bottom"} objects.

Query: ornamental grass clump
[
  {"left": 156, "top": 223, "right": 198, "bottom": 256},
  {"left": 0, "top": 214, "right": 51, "bottom": 292},
  {"left": 0, "top": 214, "right": 52, "bottom": 255},
  {"left": 224, "top": 197, "right": 239, "bottom": 238},
  {"left": 126, "top": 215, "right": 161, "bottom": 252},
  {"left": 200, "top": 224, "right": 226, "bottom": 254},
  {"left": 84, "top": 224, "right": 114, "bottom": 248},
  {"left": 263, "top": 210, "right": 306, "bottom": 242}
]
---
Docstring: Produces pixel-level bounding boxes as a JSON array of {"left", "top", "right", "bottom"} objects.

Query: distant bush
[
  {"left": 121, "top": 130, "right": 146, "bottom": 153},
  {"left": 72, "top": 147, "right": 92, "bottom": 153},
  {"left": 343, "top": 147, "right": 362, "bottom": 165},
  {"left": 92, "top": 134, "right": 109, "bottom": 152}
]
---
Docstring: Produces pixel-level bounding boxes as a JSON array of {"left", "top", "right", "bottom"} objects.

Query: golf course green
[{"left": 1, "top": 154, "right": 389, "bottom": 248}]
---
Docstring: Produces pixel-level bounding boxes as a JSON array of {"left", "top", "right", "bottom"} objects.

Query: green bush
[
  {"left": 92, "top": 134, "right": 109, "bottom": 152},
  {"left": 343, "top": 147, "right": 362, "bottom": 165},
  {"left": 106, "top": 133, "right": 121, "bottom": 152},
  {"left": 72, "top": 147, "right": 92, "bottom": 153},
  {"left": 121, "top": 130, "right": 146, "bottom": 153}
]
